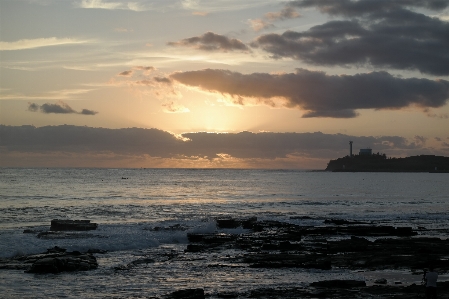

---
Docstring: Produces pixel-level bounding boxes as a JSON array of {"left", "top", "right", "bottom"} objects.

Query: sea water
[{"left": 0, "top": 168, "right": 448, "bottom": 298}]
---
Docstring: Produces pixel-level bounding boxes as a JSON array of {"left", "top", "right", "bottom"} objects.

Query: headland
[{"left": 326, "top": 153, "right": 449, "bottom": 172}]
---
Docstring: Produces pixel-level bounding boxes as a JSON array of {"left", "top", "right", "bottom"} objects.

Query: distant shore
[{"left": 326, "top": 154, "right": 449, "bottom": 172}]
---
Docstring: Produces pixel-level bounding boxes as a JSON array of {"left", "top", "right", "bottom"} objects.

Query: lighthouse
[{"left": 349, "top": 141, "right": 353, "bottom": 157}]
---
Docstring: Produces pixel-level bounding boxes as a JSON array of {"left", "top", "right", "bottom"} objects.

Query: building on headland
[
  {"left": 326, "top": 142, "right": 449, "bottom": 172},
  {"left": 359, "top": 148, "right": 372, "bottom": 156}
]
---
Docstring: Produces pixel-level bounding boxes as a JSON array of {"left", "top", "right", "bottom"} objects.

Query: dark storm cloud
[
  {"left": 167, "top": 32, "right": 250, "bottom": 52},
  {"left": 27, "top": 102, "right": 98, "bottom": 115},
  {"left": 287, "top": 0, "right": 449, "bottom": 16},
  {"left": 252, "top": 1, "right": 449, "bottom": 75},
  {"left": 0, "top": 125, "right": 430, "bottom": 161},
  {"left": 170, "top": 68, "right": 449, "bottom": 118}
]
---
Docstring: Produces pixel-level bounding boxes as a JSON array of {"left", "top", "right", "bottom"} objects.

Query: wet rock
[
  {"left": 216, "top": 291, "right": 239, "bottom": 298},
  {"left": 87, "top": 248, "right": 108, "bottom": 254},
  {"left": 165, "top": 288, "right": 205, "bottom": 299},
  {"left": 327, "top": 236, "right": 371, "bottom": 252},
  {"left": 216, "top": 218, "right": 240, "bottom": 229},
  {"left": 245, "top": 253, "right": 331, "bottom": 270},
  {"left": 183, "top": 218, "right": 449, "bottom": 275},
  {"left": 0, "top": 246, "right": 99, "bottom": 274},
  {"left": 374, "top": 278, "right": 388, "bottom": 284},
  {"left": 310, "top": 279, "right": 366, "bottom": 288},
  {"left": 216, "top": 217, "right": 257, "bottom": 229},
  {"left": 46, "top": 246, "right": 66, "bottom": 253},
  {"left": 324, "top": 219, "right": 370, "bottom": 225},
  {"left": 50, "top": 219, "right": 98, "bottom": 231},
  {"left": 26, "top": 251, "right": 98, "bottom": 273},
  {"left": 187, "top": 233, "right": 237, "bottom": 244}
]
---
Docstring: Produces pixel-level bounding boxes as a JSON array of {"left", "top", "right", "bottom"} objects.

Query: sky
[{"left": 1, "top": 0, "right": 449, "bottom": 169}]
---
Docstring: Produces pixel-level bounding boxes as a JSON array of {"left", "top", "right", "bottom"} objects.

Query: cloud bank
[
  {"left": 1, "top": 125, "right": 445, "bottom": 168},
  {"left": 252, "top": 0, "right": 449, "bottom": 75},
  {"left": 170, "top": 68, "right": 449, "bottom": 118}
]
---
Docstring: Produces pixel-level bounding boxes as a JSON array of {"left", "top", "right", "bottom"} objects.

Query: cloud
[
  {"left": 248, "top": 19, "right": 274, "bottom": 32},
  {"left": 114, "top": 27, "right": 134, "bottom": 33},
  {"left": 80, "top": 109, "right": 99, "bottom": 115},
  {"left": 167, "top": 32, "right": 250, "bottom": 52},
  {"left": 117, "top": 66, "right": 154, "bottom": 77},
  {"left": 162, "top": 101, "right": 190, "bottom": 113},
  {"left": 135, "top": 66, "right": 155, "bottom": 72},
  {"left": 1, "top": 89, "right": 93, "bottom": 101},
  {"left": 118, "top": 70, "right": 133, "bottom": 77},
  {"left": 1, "top": 125, "right": 443, "bottom": 168},
  {"left": 27, "top": 102, "right": 40, "bottom": 112},
  {"left": 264, "top": 6, "right": 300, "bottom": 21},
  {"left": 77, "top": 0, "right": 147, "bottom": 11},
  {"left": 40, "top": 102, "right": 77, "bottom": 114},
  {"left": 252, "top": 2, "right": 449, "bottom": 75},
  {"left": 249, "top": 6, "right": 300, "bottom": 31},
  {"left": 288, "top": 0, "right": 449, "bottom": 16},
  {"left": 192, "top": 11, "right": 209, "bottom": 16},
  {"left": 27, "top": 101, "right": 98, "bottom": 115},
  {"left": 154, "top": 77, "right": 172, "bottom": 84},
  {"left": 79, "top": 0, "right": 121, "bottom": 9},
  {"left": 0, "top": 37, "right": 89, "bottom": 51},
  {"left": 170, "top": 68, "right": 449, "bottom": 118}
]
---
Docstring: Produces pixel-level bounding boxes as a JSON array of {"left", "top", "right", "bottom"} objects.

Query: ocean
[{"left": 0, "top": 168, "right": 448, "bottom": 298}]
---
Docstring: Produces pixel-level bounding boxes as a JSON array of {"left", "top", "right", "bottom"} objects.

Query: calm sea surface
[{"left": 0, "top": 168, "right": 448, "bottom": 298}]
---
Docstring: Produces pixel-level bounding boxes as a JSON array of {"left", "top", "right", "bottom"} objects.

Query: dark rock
[
  {"left": 46, "top": 246, "right": 66, "bottom": 253},
  {"left": 374, "top": 278, "right": 387, "bottom": 284},
  {"left": 216, "top": 291, "right": 239, "bottom": 298},
  {"left": 26, "top": 251, "right": 98, "bottom": 273},
  {"left": 50, "top": 219, "right": 98, "bottom": 231},
  {"left": 216, "top": 218, "right": 240, "bottom": 229},
  {"left": 87, "top": 248, "right": 108, "bottom": 254},
  {"left": 245, "top": 253, "right": 331, "bottom": 270},
  {"left": 23, "top": 229, "right": 42, "bottom": 234},
  {"left": 241, "top": 217, "right": 257, "bottom": 229},
  {"left": 327, "top": 236, "right": 371, "bottom": 252},
  {"left": 310, "top": 280, "right": 366, "bottom": 288},
  {"left": 165, "top": 288, "right": 205, "bottom": 299},
  {"left": 187, "top": 233, "right": 236, "bottom": 244}
]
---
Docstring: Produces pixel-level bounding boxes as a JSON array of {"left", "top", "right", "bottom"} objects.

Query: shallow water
[{"left": 0, "top": 168, "right": 448, "bottom": 298}]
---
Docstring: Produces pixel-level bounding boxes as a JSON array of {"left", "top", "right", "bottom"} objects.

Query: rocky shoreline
[{"left": 1, "top": 218, "right": 448, "bottom": 298}]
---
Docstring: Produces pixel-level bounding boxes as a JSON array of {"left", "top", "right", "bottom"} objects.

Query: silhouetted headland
[{"left": 326, "top": 154, "right": 449, "bottom": 172}]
